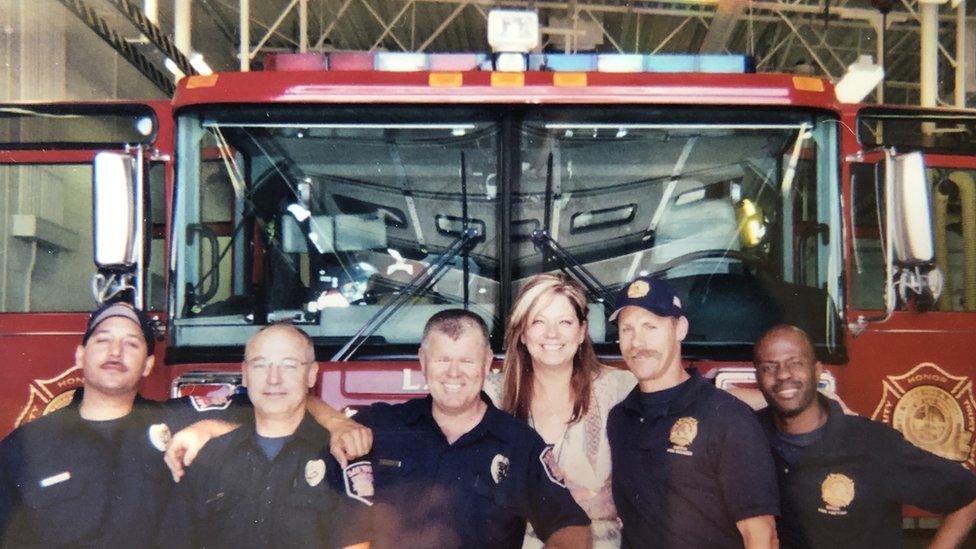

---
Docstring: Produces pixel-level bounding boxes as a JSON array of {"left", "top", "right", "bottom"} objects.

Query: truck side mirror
[
  {"left": 93, "top": 151, "right": 138, "bottom": 269},
  {"left": 890, "top": 151, "right": 935, "bottom": 265}
]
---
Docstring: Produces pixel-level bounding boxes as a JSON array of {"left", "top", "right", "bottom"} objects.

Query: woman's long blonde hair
[{"left": 501, "top": 273, "right": 602, "bottom": 423}]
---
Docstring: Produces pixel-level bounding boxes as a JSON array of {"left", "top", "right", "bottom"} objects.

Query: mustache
[{"left": 99, "top": 360, "right": 128, "bottom": 371}]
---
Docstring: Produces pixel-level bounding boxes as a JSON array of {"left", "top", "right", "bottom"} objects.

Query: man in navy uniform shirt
[
  {"left": 0, "top": 301, "right": 178, "bottom": 547},
  {"left": 754, "top": 324, "right": 976, "bottom": 548},
  {"left": 606, "top": 276, "right": 780, "bottom": 548},
  {"left": 341, "top": 309, "right": 591, "bottom": 549},
  {"left": 160, "top": 323, "right": 369, "bottom": 549}
]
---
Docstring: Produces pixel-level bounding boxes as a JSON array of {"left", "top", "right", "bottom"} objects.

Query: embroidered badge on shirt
[
  {"left": 305, "top": 459, "right": 326, "bottom": 487},
  {"left": 539, "top": 445, "right": 566, "bottom": 487},
  {"left": 343, "top": 461, "right": 375, "bottom": 506},
  {"left": 627, "top": 280, "right": 650, "bottom": 298},
  {"left": 667, "top": 416, "right": 698, "bottom": 456},
  {"left": 148, "top": 423, "right": 172, "bottom": 452},
  {"left": 39, "top": 471, "right": 71, "bottom": 488},
  {"left": 491, "top": 454, "right": 510, "bottom": 484},
  {"left": 819, "top": 473, "right": 855, "bottom": 515}
]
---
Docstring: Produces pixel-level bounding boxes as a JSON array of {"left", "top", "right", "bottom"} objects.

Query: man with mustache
[
  {"left": 0, "top": 301, "right": 174, "bottom": 547},
  {"left": 606, "top": 276, "right": 780, "bottom": 548},
  {"left": 754, "top": 324, "right": 976, "bottom": 548}
]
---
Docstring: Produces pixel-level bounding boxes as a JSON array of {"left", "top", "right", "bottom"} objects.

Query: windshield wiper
[
  {"left": 530, "top": 229, "right": 616, "bottom": 313},
  {"left": 331, "top": 226, "right": 482, "bottom": 362}
]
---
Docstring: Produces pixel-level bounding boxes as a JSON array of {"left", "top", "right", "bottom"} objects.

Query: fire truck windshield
[{"left": 170, "top": 105, "right": 843, "bottom": 361}]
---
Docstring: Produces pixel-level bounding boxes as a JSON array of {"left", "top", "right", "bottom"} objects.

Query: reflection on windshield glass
[
  {"left": 172, "top": 107, "right": 840, "bottom": 356},
  {"left": 173, "top": 109, "right": 499, "bottom": 350},
  {"left": 515, "top": 112, "right": 839, "bottom": 351}
]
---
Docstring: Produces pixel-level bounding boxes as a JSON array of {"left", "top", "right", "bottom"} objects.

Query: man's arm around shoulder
[
  {"left": 930, "top": 496, "right": 976, "bottom": 549},
  {"left": 737, "top": 515, "right": 778, "bottom": 549}
]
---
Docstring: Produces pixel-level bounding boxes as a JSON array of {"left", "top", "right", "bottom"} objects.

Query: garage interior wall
[{"left": 0, "top": 0, "right": 163, "bottom": 313}]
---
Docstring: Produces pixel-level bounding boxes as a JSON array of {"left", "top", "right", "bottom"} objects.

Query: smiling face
[
  {"left": 76, "top": 316, "right": 154, "bottom": 398},
  {"left": 616, "top": 306, "right": 687, "bottom": 392},
  {"left": 754, "top": 327, "right": 822, "bottom": 418},
  {"left": 520, "top": 294, "right": 586, "bottom": 371},
  {"left": 242, "top": 325, "right": 318, "bottom": 422},
  {"left": 420, "top": 326, "right": 492, "bottom": 418}
]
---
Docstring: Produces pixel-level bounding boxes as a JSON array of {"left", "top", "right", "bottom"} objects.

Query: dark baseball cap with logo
[
  {"left": 82, "top": 301, "right": 156, "bottom": 354},
  {"left": 608, "top": 276, "right": 683, "bottom": 322}
]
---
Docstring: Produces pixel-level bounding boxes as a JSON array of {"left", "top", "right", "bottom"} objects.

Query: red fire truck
[{"left": 1, "top": 49, "right": 974, "bottom": 474}]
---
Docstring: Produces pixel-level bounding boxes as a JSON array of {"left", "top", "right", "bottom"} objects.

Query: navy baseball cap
[
  {"left": 608, "top": 276, "right": 683, "bottom": 322},
  {"left": 82, "top": 301, "right": 156, "bottom": 354}
]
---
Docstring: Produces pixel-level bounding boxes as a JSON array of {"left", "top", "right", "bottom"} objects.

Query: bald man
[
  {"left": 160, "top": 323, "right": 368, "bottom": 549},
  {"left": 754, "top": 324, "right": 976, "bottom": 548}
]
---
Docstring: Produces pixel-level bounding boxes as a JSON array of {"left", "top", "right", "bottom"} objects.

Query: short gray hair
[{"left": 421, "top": 309, "right": 490, "bottom": 349}]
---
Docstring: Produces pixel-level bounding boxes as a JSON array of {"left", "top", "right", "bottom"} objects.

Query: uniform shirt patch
[
  {"left": 490, "top": 454, "right": 509, "bottom": 484},
  {"left": 667, "top": 416, "right": 698, "bottom": 456},
  {"left": 305, "top": 459, "right": 326, "bottom": 487},
  {"left": 39, "top": 471, "right": 71, "bottom": 488},
  {"left": 539, "top": 445, "right": 566, "bottom": 487},
  {"left": 819, "top": 473, "right": 855, "bottom": 515},
  {"left": 343, "top": 461, "right": 375, "bottom": 506},
  {"left": 148, "top": 423, "right": 172, "bottom": 452}
]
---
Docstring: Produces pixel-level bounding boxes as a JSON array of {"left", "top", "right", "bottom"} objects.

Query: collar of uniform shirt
[
  {"left": 396, "top": 393, "right": 514, "bottom": 444},
  {"left": 758, "top": 393, "right": 847, "bottom": 459},
  {"left": 618, "top": 368, "right": 707, "bottom": 417},
  {"left": 233, "top": 412, "right": 331, "bottom": 451}
]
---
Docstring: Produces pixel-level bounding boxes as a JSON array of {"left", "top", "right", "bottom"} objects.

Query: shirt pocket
[
  {"left": 199, "top": 488, "right": 240, "bottom": 524},
  {"left": 372, "top": 456, "right": 415, "bottom": 490},
  {"left": 20, "top": 466, "right": 105, "bottom": 546},
  {"left": 469, "top": 475, "right": 520, "bottom": 544}
]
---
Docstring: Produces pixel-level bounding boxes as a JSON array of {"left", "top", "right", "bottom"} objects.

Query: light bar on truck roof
[
  {"left": 375, "top": 52, "right": 429, "bottom": 72},
  {"left": 260, "top": 51, "right": 755, "bottom": 75}
]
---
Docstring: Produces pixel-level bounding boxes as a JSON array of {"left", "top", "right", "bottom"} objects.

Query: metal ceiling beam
[
  {"left": 313, "top": 0, "right": 355, "bottom": 49},
  {"left": 699, "top": 0, "right": 746, "bottom": 53},
  {"left": 367, "top": 0, "right": 415, "bottom": 51},
  {"left": 57, "top": 0, "right": 174, "bottom": 95},
  {"left": 417, "top": 2, "right": 468, "bottom": 52},
  {"left": 107, "top": 0, "right": 196, "bottom": 76}
]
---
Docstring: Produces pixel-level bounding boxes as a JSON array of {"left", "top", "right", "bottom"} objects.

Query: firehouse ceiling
[{"left": 56, "top": 0, "right": 976, "bottom": 106}]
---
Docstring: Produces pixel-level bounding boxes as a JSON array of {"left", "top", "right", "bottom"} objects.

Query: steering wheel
[{"left": 648, "top": 249, "right": 773, "bottom": 276}]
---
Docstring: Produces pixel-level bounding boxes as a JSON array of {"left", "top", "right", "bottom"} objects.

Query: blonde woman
[{"left": 484, "top": 273, "right": 635, "bottom": 549}]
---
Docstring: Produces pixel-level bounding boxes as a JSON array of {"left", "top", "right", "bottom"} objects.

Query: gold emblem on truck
[
  {"left": 872, "top": 363, "right": 976, "bottom": 468},
  {"left": 15, "top": 366, "right": 83, "bottom": 428}
]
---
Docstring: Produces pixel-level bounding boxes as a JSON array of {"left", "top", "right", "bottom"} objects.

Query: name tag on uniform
[
  {"left": 39, "top": 471, "right": 71, "bottom": 488},
  {"left": 378, "top": 459, "right": 401, "bottom": 468}
]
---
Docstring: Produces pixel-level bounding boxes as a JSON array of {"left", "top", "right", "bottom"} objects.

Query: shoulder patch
[
  {"left": 343, "top": 461, "right": 375, "bottom": 506},
  {"left": 147, "top": 423, "right": 172, "bottom": 452},
  {"left": 539, "top": 445, "right": 566, "bottom": 487}
]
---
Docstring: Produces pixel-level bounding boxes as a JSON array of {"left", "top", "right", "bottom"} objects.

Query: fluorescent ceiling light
[
  {"left": 835, "top": 55, "right": 885, "bottom": 104},
  {"left": 164, "top": 58, "right": 184, "bottom": 79},
  {"left": 189, "top": 52, "right": 213, "bottom": 75}
]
